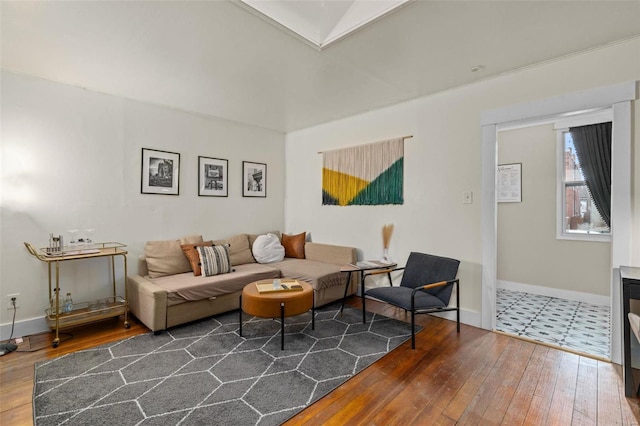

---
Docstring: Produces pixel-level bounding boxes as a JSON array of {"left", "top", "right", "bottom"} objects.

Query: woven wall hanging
[{"left": 322, "top": 137, "right": 406, "bottom": 206}]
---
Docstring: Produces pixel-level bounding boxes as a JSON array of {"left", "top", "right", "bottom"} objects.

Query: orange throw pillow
[
  {"left": 181, "top": 241, "right": 214, "bottom": 276},
  {"left": 282, "top": 232, "right": 306, "bottom": 259}
]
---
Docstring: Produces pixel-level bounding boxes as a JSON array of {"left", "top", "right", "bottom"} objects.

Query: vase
[{"left": 380, "top": 248, "right": 392, "bottom": 264}]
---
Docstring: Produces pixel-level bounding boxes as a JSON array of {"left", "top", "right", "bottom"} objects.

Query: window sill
[{"left": 557, "top": 232, "right": 612, "bottom": 243}]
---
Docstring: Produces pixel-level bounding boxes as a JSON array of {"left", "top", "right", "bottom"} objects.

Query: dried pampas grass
[{"left": 382, "top": 224, "right": 394, "bottom": 249}]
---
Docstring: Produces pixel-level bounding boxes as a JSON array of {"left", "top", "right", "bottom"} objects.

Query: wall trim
[
  {"left": 497, "top": 280, "right": 610, "bottom": 306},
  {"left": 481, "top": 81, "right": 636, "bottom": 126},
  {"left": 430, "top": 309, "right": 481, "bottom": 329},
  {"left": 0, "top": 315, "right": 49, "bottom": 341}
]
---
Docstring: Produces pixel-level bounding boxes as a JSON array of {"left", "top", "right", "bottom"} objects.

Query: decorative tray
[{"left": 255, "top": 280, "right": 304, "bottom": 294}]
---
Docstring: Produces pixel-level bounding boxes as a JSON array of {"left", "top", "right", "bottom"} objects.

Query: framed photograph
[
  {"left": 198, "top": 156, "right": 228, "bottom": 197},
  {"left": 242, "top": 161, "right": 267, "bottom": 198},
  {"left": 141, "top": 148, "right": 180, "bottom": 195}
]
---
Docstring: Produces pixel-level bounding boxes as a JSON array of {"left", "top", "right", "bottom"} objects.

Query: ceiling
[
  {"left": 2, "top": 1, "right": 639, "bottom": 133},
  {"left": 238, "top": 0, "right": 411, "bottom": 48}
]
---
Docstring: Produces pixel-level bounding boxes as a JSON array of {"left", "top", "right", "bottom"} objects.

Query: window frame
[{"left": 555, "top": 110, "right": 612, "bottom": 243}]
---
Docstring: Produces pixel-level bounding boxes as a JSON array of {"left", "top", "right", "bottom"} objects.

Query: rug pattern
[{"left": 34, "top": 304, "right": 415, "bottom": 425}]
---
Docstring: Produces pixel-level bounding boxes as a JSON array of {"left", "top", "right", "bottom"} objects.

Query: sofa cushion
[
  {"left": 252, "top": 233, "right": 285, "bottom": 263},
  {"left": 180, "top": 241, "right": 213, "bottom": 276},
  {"left": 197, "top": 245, "right": 232, "bottom": 276},
  {"left": 282, "top": 232, "right": 306, "bottom": 259},
  {"left": 304, "top": 242, "right": 357, "bottom": 265},
  {"left": 145, "top": 239, "right": 193, "bottom": 278},
  {"left": 248, "top": 231, "right": 281, "bottom": 249},
  {"left": 149, "top": 263, "right": 280, "bottom": 303},
  {"left": 213, "top": 233, "right": 255, "bottom": 266},
  {"left": 180, "top": 235, "right": 204, "bottom": 245},
  {"left": 272, "top": 258, "right": 345, "bottom": 291}
]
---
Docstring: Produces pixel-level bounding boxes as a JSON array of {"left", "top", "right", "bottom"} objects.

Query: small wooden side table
[
  {"left": 239, "top": 280, "right": 314, "bottom": 350},
  {"left": 339, "top": 261, "right": 397, "bottom": 323}
]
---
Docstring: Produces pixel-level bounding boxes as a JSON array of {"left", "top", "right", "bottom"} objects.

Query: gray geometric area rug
[{"left": 34, "top": 303, "right": 419, "bottom": 425}]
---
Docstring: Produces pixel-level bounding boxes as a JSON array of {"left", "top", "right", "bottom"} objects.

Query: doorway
[
  {"left": 494, "top": 121, "right": 612, "bottom": 359},
  {"left": 480, "top": 82, "right": 634, "bottom": 364}
]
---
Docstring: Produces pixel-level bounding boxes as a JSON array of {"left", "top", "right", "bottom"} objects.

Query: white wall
[
  {"left": 0, "top": 71, "right": 285, "bottom": 337},
  {"left": 497, "top": 124, "right": 611, "bottom": 296},
  {"left": 284, "top": 37, "right": 640, "bottom": 327}
]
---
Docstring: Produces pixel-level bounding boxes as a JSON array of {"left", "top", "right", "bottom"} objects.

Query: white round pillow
[{"left": 252, "top": 233, "right": 285, "bottom": 263}]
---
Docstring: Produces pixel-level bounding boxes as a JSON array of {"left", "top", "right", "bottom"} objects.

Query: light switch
[{"left": 463, "top": 191, "right": 473, "bottom": 204}]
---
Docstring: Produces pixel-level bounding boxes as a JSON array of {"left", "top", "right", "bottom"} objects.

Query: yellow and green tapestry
[{"left": 322, "top": 138, "right": 404, "bottom": 206}]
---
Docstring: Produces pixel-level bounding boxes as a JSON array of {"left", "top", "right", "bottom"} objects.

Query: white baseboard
[
  {"left": 430, "top": 309, "right": 481, "bottom": 328},
  {"left": 497, "top": 280, "right": 610, "bottom": 306},
  {"left": 1, "top": 316, "right": 49, "bottom": 341}
]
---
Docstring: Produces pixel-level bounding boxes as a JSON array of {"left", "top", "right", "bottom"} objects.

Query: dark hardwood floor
[{"left": 2, "top": 298, "right": 639, "bottom": 425}]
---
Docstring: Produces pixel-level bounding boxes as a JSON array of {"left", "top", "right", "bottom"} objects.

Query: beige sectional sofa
[{"left": 126, "top": 232, "right": 357, "bottom": 332}]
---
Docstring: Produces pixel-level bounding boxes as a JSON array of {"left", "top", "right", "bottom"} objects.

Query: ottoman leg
[
  {"left": 280, "top": 302, "right": 285, "bottom": 350},
  {"left": 312, "top": 291, "right": 315, "bottom": 330},
  {"left": 239, "top": 294, "right": 243, "bottom": 337}
]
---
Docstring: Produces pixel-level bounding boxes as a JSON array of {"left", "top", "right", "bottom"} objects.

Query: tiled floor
[{"left": 496, "top": 288, "right": 610, "bottom": 359}]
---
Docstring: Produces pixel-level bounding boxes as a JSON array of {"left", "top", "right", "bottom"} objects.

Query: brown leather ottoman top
[{"left": 241, "top": 280, "right": 313, "bottom": 318}]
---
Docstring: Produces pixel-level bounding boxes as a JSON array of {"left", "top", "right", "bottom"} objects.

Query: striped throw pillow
[{"left": 197, "top": 245, "right": 231, "bottom": 277}]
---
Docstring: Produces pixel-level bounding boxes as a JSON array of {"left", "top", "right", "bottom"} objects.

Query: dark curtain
[{"left": 569, "top": 121, "right": 612, "bottom": 229}]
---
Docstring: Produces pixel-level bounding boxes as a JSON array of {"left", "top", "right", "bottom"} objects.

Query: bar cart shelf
[{"left": 25, "top": 242, "right": 129, "bottom": 348}]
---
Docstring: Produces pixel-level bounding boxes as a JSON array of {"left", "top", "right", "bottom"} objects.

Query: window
[{"left": 556, "top": 112, "right": 612, "bottom": 242}]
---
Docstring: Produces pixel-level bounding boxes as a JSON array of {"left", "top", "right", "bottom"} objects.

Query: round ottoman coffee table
[{"left": 239, "top": 280, "right": 314, "bottom": 349}]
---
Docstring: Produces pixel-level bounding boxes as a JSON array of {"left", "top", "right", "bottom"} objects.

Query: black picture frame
[
  {"left": 141, "top": 148, "right": 180, "bottom": 195},
  {"left": 198, "top": 156, "right": 228, "bottom": 197},
  {"left": 242, "top": 161, "right": 267, "bottom": 198}
]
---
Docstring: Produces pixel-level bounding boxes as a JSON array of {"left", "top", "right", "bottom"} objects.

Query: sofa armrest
[
  {"left": 137, "top": 255, "right": 149, "bottom": 277},
  {"left": 126, "top": 274, "right": 168, "bottom": 332},
  {"left": 304, "top": 242, "right": 357, "bottom": 265}
]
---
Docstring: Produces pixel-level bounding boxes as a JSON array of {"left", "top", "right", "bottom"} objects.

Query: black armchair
[{"left": 364, "top": 252, "right": 460, "bottom": 349}]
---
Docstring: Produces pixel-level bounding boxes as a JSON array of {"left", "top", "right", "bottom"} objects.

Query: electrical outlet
[
  {"left": 6, "top": 294, "right": 19, "bottom": 310},
  {"left": 463, "top": 191, "right": 473, "bottom": 204}
]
